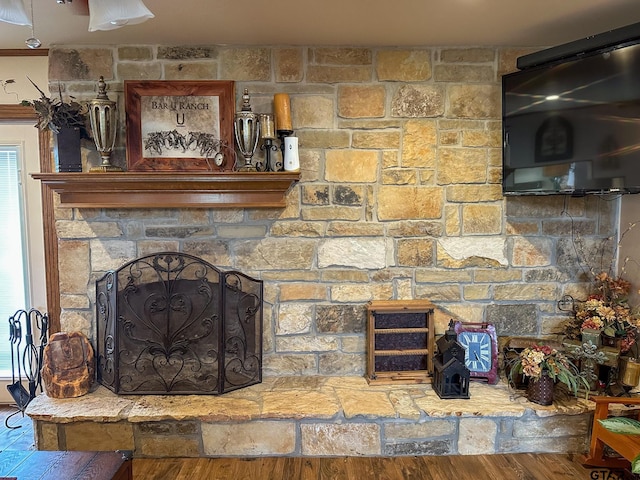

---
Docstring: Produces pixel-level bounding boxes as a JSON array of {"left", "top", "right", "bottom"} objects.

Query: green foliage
[
  {"left": 550, "top": 365, "right": 591, "bottom": 398},
  {"left": 598, "top": 417, "right": 640, "bottom": 473},
  {"left": 598, "top": 417, "right": 640, "bottom": 435}
]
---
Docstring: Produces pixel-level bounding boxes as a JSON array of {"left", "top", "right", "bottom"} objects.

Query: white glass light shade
[
  {"left": 0, "top": 0, "right": 31, "bottom": 26},
  {"left": 87, "top": 0, "right": 154, "bottom": 32}
]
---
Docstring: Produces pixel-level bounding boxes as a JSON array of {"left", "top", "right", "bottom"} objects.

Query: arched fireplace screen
[{"left": 95, "top": 253, "right": 262, "bottom": 395}]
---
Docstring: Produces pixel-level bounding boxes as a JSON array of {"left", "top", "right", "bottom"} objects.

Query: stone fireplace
[
  {"left": 42, "top": 44, "right": 617, "bottom": 377},
  {"left": 95, "top": 252, "right": 262, "bottom": 395},
  {"left": 23, "top": 44, "right": 620, "bottom": 458}
]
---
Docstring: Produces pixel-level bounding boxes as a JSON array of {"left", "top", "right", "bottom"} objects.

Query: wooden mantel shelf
[{"left": 31, "top": 171, "right": 300, "bottom": 208}]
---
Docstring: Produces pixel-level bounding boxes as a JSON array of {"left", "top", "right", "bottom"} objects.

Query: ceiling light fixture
[
  {"left": 0, "top": 0, "right": 31, "bottom": 26},
  {"left": 24, "top": 0, "right": 40, "bottom": 49},
  {"left": 87, "top": 0, "right": 154, "bottom": 32}
]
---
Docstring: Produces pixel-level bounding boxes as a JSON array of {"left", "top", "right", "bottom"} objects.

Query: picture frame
[{"left": 125, "top": 80, "right": 235, "bottom": 172}]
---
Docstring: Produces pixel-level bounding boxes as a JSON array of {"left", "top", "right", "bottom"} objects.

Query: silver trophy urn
[
  {"left": 234, "top": 89, "right": 260, "bottom": 172},
  {"left": 88, "top": 76, "right": 122, "bottom": 172}
]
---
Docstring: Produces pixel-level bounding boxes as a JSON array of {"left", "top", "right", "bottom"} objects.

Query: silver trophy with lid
[
  {"left": 234, "top": 89, "right": 260, "bottom": 171},
  {"left": 88, "top": 76, "right": 122, "bottom": 172}
]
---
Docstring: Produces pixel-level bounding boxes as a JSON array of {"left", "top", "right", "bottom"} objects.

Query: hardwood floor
[
  {"left": 0, "top": 405, "right": 35, "bottom": 451},
  {"left": 0, "top": 405, "right": 621, "bottom": 479},
  {"left": 133, "top": 454, "right": 605, "bottom": 480}
]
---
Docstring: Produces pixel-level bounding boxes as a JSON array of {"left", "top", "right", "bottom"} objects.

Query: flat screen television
[{"left": 502, "top": 41, "right": 640, "bottom": 195}]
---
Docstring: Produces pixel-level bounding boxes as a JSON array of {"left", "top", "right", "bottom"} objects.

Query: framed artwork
[{"left": 125, "top": 80, "right": 235, "bottom": 172}]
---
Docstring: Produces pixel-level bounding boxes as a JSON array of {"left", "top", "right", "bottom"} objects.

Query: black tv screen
[{"left": 502, "top": 41, "right": 640, "bottom": 195}]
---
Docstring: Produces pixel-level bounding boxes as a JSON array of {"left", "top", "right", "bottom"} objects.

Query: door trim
[{"left": 0, "top": 105, "right": 59, "bottom": 333}]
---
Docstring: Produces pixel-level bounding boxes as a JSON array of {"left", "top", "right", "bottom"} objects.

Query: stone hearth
[{"left": 26, "top": 376, "right": 593, "bottom": 457}]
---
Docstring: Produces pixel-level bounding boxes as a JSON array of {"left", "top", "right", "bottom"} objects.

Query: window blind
[{"left": 0, "top": 146, "right": 28, "bottom": 376}]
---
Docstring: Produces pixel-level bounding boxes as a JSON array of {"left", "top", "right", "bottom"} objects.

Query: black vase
[{"left": 54, "top": 127, "right": 82, "bottom": 172}]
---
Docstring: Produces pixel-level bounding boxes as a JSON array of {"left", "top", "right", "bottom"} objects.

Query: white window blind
[{"left": 0, "top": 146, "right": 28, "bottom": 376}]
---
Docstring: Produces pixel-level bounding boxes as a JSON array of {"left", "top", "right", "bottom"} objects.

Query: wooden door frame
[{"left": 0, "top": 105, "right": 60, "bottom": 333}]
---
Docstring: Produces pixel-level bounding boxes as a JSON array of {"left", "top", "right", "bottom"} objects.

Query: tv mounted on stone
[{"left": 502, "top": 22, "right": 640, "bottom": 196}]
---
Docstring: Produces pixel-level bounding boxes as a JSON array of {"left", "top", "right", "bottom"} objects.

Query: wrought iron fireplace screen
[{"left": 95, "top": 253, "right": 263, "bottom": 395}]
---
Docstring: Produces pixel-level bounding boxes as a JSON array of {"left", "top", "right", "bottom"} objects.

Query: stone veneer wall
[{"left": 47, "top": 45, "right": 618, "bottom": 376}]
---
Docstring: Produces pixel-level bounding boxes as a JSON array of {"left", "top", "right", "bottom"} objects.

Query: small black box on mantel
[
  {"left": 54, "top": 127, "right": 82, "bottom": 172},
  {"left": 57, "top": 163, "right": 82, "bottom": 172}
]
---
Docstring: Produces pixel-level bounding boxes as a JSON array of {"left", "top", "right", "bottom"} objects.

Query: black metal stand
[
  {"left": 257, "top": 139, "right": 280, "bottom": 172},
  {"left": 5, "top": 308, "right": 48, "bottom": 429}
]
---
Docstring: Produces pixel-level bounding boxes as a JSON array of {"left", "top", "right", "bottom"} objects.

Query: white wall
[
  {"left": 619, "top": 194, "right": 640, "bottom": 306},
  {"left": 0, "top": 56, "right": 49, "bottom": 104},
  {"left": 0, "top": 54, "right": 48, "bottom": 403}
]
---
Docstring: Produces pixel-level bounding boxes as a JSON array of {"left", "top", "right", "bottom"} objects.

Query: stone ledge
[
  {"left": 25, "top": 376, "right": 596, "bottom": 457},
  {"left": 26, "top": 375, "right": 591, "bottom": 423}
]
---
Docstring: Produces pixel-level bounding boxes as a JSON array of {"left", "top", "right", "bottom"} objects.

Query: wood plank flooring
[
  {"left": 0, "top": 405, "right": 35, "bottom": 451},
  {"left": 132, "top": 454, "right": 607, "bottom": 480},
  {"left": 0, "top": 404, "right": 622, "bottom": 480}
]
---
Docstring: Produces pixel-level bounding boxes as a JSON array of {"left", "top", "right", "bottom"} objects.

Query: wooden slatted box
[{"left": 366, "top": 300, "right": 435, "bottom": 384}]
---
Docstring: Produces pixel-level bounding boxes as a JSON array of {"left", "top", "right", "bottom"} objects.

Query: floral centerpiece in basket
[
  {"left": 508, "top": 344, "right": 589, "bottom": 405},
  {"left": 566, "top": 272, "right": 639, "bottom": 352}
]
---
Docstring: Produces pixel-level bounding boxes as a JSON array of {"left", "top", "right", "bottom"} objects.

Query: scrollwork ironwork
[{"left": 95, "top": 253, "right": 262, "bottom": 395}]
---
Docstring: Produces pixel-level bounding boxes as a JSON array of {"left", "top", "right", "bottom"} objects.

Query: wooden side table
[{"left": 0, "top": 450, "right": 132, "bottom": 480}]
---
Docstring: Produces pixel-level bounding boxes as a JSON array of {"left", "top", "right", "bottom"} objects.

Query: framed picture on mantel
[{"left": 125, "top": 80, "right": 235, "bottom": 172}]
